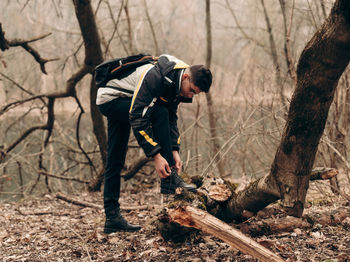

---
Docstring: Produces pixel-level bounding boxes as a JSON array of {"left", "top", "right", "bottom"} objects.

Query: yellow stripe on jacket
[
  {"left": 139, "top": 130, "right": 158, "bottom": 146},
  {"left": 129, "top": 64, "right": 154, "bottom": 113}
]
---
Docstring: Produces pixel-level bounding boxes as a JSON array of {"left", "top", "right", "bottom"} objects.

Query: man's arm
[
  {"left": 169, "top": 104, "right": 182, "bottom": 172},
  {"left": 129, "top": 65, "right": 162, "bottom": 158},
  {"left": 129, "top": 66, "right": 173, "bottom": 178}
]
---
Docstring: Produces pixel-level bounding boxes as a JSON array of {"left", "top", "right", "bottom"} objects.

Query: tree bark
[
  {"left": 160, "top": 1, "right": 350, "bottom": 236},
  {"left": 204, "top": 0, "right": 225, "bottom": 177},
  {"left": 270, "top": 0, "right": 350, "bottom": 216},
  {"left": 72, "top": 0, "right": 107, "bottom": 191},
  {"left": 239, "top": 206, "right": 350, "bottom": 236},
  {"left": 169, "top": 206, "right": 284, "bottom": 262},
  {"left": 229, "top": 0, "right": 350, "bottom": 218}
]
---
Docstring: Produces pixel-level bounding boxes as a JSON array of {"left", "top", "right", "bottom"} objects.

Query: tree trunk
[
  {"left": 159, "top": 1, "right": 350, "bottom": 237},
  {"left": 204, "top": 0, "right": 225, "bottom": 177},
  {"left": 72, "top": 0, "right": 107, "bottom": 191},
  {"left": 230, "top": 0, "right": 350, "bottom": 218},
  {"left": 270, "top": 0, "right": 350, "bottom": 216}
]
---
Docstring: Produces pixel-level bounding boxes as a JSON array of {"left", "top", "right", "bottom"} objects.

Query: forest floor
[{"left": 0, "top": 174, "right": 349, "bottom": 262}]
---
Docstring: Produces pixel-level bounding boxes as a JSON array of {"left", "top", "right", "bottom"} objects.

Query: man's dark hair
[{"left": 189, "top": 65, "right": 212, "bottom": 93}]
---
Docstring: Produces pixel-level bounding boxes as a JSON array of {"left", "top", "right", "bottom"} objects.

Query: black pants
[{"left": 99, "top": 97, "right": 175, "bottom": 217}]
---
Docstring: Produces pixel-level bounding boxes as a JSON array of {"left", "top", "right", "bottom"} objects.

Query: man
[{"left": 96, "top": 54, "right": 212, "bottom": 234}]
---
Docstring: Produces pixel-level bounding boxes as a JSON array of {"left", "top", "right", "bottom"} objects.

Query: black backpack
[{"left": 94, "top": 53, "right": 157, "bottom": 88}]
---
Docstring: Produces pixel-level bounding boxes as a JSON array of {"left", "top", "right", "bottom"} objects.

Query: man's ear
[{"left": 182, "top": 73, "right": 190, "bottom": 80}]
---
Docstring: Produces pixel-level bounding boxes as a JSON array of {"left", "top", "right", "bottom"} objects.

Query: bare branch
[
  {"left": 225, "top": 0, "right": 266, "bottom": 50},
  {"left": 40, "top": 171, "right": 90, "bottom": 184},
  {"left": 0, "top": 23, "right": 58, "bottom": 74},
  {"left": 0, "top": 71, "right": 36, "bottom": 96},
  {"left": 279, "top": 0, "right": 297, "bottom": 85},
  {"left": 307, "top": 0, "right": 319, "bottom": 29},
  {"left": 0, "top": 95, "right": 46, "bottom": 116},
  {"left": 122, "top": 157, "right": 151, "bottom": 181},
  {"left": 143, "top": 0, "right": 160, "bottom": 55},
  {"left": 75, "top": 97, "right": 97, "bottom": 174},
  {"left": 104, "top": 0, "right": 125, "bottom": 57},
  {"left": 124, "top": 0, "right": 134, "bottom": 53},
  {"left": 56, "top": 192, "right": 152, "bottom": 211}
]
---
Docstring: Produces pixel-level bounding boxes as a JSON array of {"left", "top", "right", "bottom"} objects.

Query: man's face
[{"left": 180, "top": 76, "right": 201, "bottom": 98}]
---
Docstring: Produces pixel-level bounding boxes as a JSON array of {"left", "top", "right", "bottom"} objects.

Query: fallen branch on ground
[
  {"left": 122, "top": 157, "right": 151, "bottom": 181},
  {"left": 310, "top": 167, "right": 338, "bottom": 181},
  {"left": 55, "top": 192, "right": 152, "bottom": 211},
  {"left": 238, "top": 206, "right": 350, "bottom": 236},
  {"left": 168, "top": 205, "right": 284, "bottom": 262}
]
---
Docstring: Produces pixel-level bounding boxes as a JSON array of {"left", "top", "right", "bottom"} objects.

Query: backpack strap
[{"left": 104, "top": 85, "right": 134, "bottom": 94}]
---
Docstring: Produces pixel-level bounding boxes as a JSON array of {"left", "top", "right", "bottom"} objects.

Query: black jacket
[{"left": 129, "top": 55, "right": 190, "bottom": 158}]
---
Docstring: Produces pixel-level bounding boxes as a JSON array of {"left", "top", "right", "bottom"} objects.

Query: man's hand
[
  {"left": 172, "top": 150, "right": 182, "bottom": 173},
  {"left": 153, "top": 153, "right": 171, "bottom": 178}
]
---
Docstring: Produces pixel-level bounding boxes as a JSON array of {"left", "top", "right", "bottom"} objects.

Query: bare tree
[
  {"left": 204, "top": 0, "right": 225, "bottom": 177},
  {"left": 0, "top": 0, "right": 107, "bottom": 191},
  {"left": 230, "top": 0, "right": 350, "bottom": 218}
]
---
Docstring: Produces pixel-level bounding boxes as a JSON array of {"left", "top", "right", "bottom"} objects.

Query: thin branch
[
  {"left": 122, "top": 157, "right": 151, "bottom": 180},
  {"left": 8, "top": 32, "right": 52, "bottom": 46},
  {"left": 306, "top": 0, "right": 319, "bottom": 29},
  {"left": 320, "top": 0, "right": 328, "bottom": 19},
  {"left": 143, "top": 0, "right": 160, "bottom": 55},
  {"left": 56, "top": 192, "right": 152, "bottom": 211},
  {"left": 279, "top": 0, "right": 297, "bottom": 85},
  {"left": 225, "top": 0, "right": 266, "bottom": 50},
  {"left": 20, "top": 0, "right": 31, "bottom": 12},
  {"left": 5, "top": 125, "right": 48, "bottom": 154},
  {"left": 104, "top": 0, "right": 125, "bottom": 57},
  {"left": 2, "top": 27, "right": 59, "bottom": 74},
  {"left": 40, "top": 171, "right": 89, "bottom": 184},
  {"left": 124, "top": 0, "right": 134, "bottom": 53},
  {"left": 0, "top": 71, "right": 35, "bottom": 96},
  {"left": 1, "top": 65, "right": 91, "bottom": 161},
  {"left": 0, "top": 94, "right": 46, "bottom": 116},
  {"left": 75, "top": 96, "right": 97, "bottom": 174}
]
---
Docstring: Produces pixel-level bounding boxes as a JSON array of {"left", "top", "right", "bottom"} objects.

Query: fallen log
[
  {"left": 309, "top": 167, "right": 338, "bottom": 181},
  {"left": 157, "top": 166, "right": 343, "bottom": 243},
  {"left": 55, "top": 192, "right": 151, "bottom": 211},
  {"left": 168, "top": 205, "right": 284, "bottom": 262},
  {"left": 238, "top": 206, "right": 350, "bottom": 236}
]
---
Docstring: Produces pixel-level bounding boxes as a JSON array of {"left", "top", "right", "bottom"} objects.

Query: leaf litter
[{"left": 0, "top": 178, "right": 349, "bottom": 262}]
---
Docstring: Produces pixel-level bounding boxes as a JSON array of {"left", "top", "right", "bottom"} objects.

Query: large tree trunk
[
  {"left": 230, "top": 0, "right": 350, "bottom": 218},
  {"left": 159, "top": 1, "right": 350, "bottom": 242},
  {"left": 72, "top": 0, "right": 107, "bottom": 191}
]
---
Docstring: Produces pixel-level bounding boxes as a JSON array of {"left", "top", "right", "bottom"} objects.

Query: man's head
[{"left": 180, "top": 65, "right": 212, "bottom": 98}]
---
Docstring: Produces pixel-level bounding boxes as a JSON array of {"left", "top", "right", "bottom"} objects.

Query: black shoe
[
  {"left": 104, "top": 210, "right": 141, "bottom": 234},
  {"left": 160, "top": 168, "right": 197, "bottom": 194}
]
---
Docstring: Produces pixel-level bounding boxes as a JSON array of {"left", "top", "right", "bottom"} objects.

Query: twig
[
  {"left": 1, "top": 24, "right": 58, "bottom": 74},
  {"left": 40, "top": 171, "right": 90, "bottom": 184},
  {"left": 122, "top": 157, "right": 151, "bottom": 181},
  {"left": 143, "top": 0, "right": 159, "bottom": 55},
  {"left": 55, "top": 192, "right": 153, "bottom": 211},
  {"left": 56, "top": 192, "right": 102, "bottom": 209},
  {"left": 66, "top": 224, "right": 92, "bottom": 261},
  {"left": 16, "top": 208, "right": 70, "bottom": 216},
  {"left": 75, "top": 96, "right": 97, "bottom": 175}
]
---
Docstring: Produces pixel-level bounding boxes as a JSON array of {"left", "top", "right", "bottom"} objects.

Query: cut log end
[
  {"left": 310, "top": 167, "right": 338, "bottom": 181},
  {"left": 208, "top": 184, "right": 233, "bottom": 202}
]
